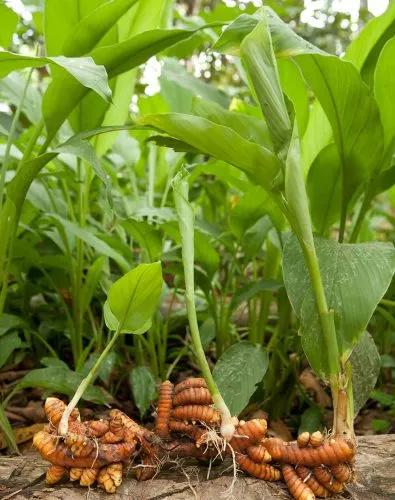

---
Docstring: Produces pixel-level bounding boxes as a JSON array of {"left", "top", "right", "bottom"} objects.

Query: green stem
[
  {"left": 147, "top": 143, "right": 156, "bottom": 208},
  {"left": 173, "top": 170, "right": 235, "bottom": 440},
  {"left": 0, "top": 68, "right": 34, "bottom": 214},
  {"left": 58, "top": 326, "right": 122, "bottom": 436},
  {"left": 20, "top": 118, "right": 44, "bottom": 165},
  {"left": 301, "top": 243, "right": 341, "bottom": 377}
]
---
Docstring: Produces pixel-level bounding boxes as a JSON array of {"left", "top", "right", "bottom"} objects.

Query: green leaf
[
  {"left": 0, "top": 72, "right": 42, "bottom": 124},
  {"left": 122, "top": 219, "right": 163, "bottom": 262},
  {"left": 307, "top": 144, "right": 342, "bottom": 235},
  {"left": 213, "top": 13, "right": 261, "bottom": 56},
  {"left": 80, "top": 256, "right": 105, "bottom": 316},
  {"left": 139, "top": 113, "right": 282, "bottom": 191},
  {"left": 130, "top": 366, "right": 156, "bottom": 418},
  {"left": 160, "top": 58, "right": 229, "bottom": 112},
  {"left": 42, "top": 27, "right": 206, "bottom": 141},
  {"left": 283, "top": 235, "right": 395, "bottom": 377},
  {"left": 374, "top": 37, "right": 395, "bottom": 151},
  {"left": 50, "top": 215, "right": 130, "bottom": 272},
  {"left": 351, "top": 331, "right": 381, "bottom": 415},
  {"left": 285, "top": 124, "right": 314, "bottom": 248},
  {"left": 61, "top": 0, "right": 140, "bottom": 57},
  {"left": 213, "top": 341, "right": 268, "bottom": 416},
  {"left": 14, "top": 366, "right": 108, "bottom": 404},
  {"left": 229, "top": 186, "right": 277, "bottom": 240},
  {"left": 345, "top": 1, "right": 395, "bottom": 85},
  {"left": 105, "top": 262, "right": 163, "bottom": 333},
  {"left": 0, "top": 313, "right": 27, "bottom": 337},
  {"left": 0, "top": 3, "right": 18, "bottom": 49},
  {"left": 193, "top": 97, "right": 273, "bottom": 149},
  {"left": 0, "top": 53, "right": 111, "bottom": 103},
  {"left": 0, "top": 332, "right": 23, "bottom": 369},
  {"left": 240, "top": 17, "right": 291, "bottom": 154},
  {"left": 232, "top": 279, "right": 283, "bottom": 308},
  {"left": 278, "top": 58, "right": 309, "bottom": 137}
]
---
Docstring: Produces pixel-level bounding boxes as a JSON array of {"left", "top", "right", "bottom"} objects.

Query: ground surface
[{"left": 0, "top": 435, "right": 394, "bottom": 499}]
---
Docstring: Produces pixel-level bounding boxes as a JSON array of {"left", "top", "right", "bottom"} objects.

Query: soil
[{"left": 0, "top": 435, "right": 394, "bottom": 499}]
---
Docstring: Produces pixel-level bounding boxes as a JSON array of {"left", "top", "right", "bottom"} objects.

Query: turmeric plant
[{"left": 140, "top": 6, "right": 395, "bottom": 447}]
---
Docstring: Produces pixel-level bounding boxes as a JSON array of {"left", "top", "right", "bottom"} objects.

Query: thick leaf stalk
[{"left": 172, "top": 169, "right": 236, "bottom": 440}]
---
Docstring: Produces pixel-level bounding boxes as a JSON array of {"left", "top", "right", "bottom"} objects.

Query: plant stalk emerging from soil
[{"left": 173, "top": 169, "right": 236, "bottom": 440}]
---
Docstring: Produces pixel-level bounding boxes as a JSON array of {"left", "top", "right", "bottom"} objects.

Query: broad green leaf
[
  {"left": 189, "top": 161, "right": 250, "bottom": 192},
  {"left": 105, "top": 262, "right": 163, "bottom": 333},
  {"left": 160, "top": 58, "right": 229, "bottom": 111},
  {"left": 262, "top": 8, "right": 385, "bottom": 208},
  {"left": 240, "top": 17, "right": 291, "bottom": 154},
  {"left": 213, "top": 341, "right": 268, "bottom": 416},
  {"left": 139, "top": 113, "right": 282, "bottom": 191},
  {"left": 345, "top": 1, "right": 395, "bottom": 85},
  {"left": 61, "top": 0, "right": 140, "bottom": 57},
  {"left": 130, "top": 366, "right": 156, "bottom": 418},
  {"left": 278, "top": 59, "right": 309, "bottom": 137},
  {"left": 301, "top": 101, "right": 332, "bottom": 175},
  {"left": 42, "top": 27, "right": 206, "bottom": 141},
  {"left": 82, "top": 352, "right": 117, "bottom": 385},
  {"left": 14, "top": 366, "right": 108, "bottom": 404},
  {"left": 0, "top": 314, "right": 27, "bottom": 337},
  {"left": 241, "top": 216, "right": 273, "bottom": 259},
  {"left": 122, "top": 220, "right": 163, "bottom": 262},
  {"left": 374, "top": 37, "right": 395, "bottom": 151},
  {"left": 0, "top": 3, "right": 18, "bottom": 48},
  {"left": 351, "top": 331, "right": 381, "bottom": 415},
  {"left": 0, "top": 53, "right": 111, "bottom": 102},
  {"left": 229, "top": 186, "right": 278, "bottom": 240},
  {"left": 0, "top": 332, "right": 23, "bottom": 369},
  {"left": 283, "top": 234, "right": 395, "bottom": 377},
  {"left": 213, "top": 13, "right": 261, "bottom": 55},
  {"left": 232, "top": 279, "right": 283, "bottom": 308},
  {"left": 307, "top": 144, "right": 342, "bottom": 235},
  {"left": 78, "top": 0, "right": 170, "bottom": 156},
  {"left": 0, "top": 72, "right": 42, "bottom": 124},
  {"left": 80, "top": 256, "right": 105, "bottom": 316},
  {"left": 193, "top": 98, "right": 272, "bottom": 149},
  {"left": 49, "top": 215, "right": 130, "bottom": 272}
]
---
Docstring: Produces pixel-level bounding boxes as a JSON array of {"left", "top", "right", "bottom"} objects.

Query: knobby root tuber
[
  {"left": 155, "top": 380, "right": 174, "bottom": 439},
  {"left": 34, "top": 379, "right": 357, "bottom": 498}
]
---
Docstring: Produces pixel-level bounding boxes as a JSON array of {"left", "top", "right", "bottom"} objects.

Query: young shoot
[
  {"left": 172, "top": 168, "right": 236, "bottom": 441},
  {"left": 59, "top": 262, "right": 163, "bottom": 436}
]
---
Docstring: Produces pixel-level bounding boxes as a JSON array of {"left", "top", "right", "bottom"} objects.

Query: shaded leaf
[
  {"left": 213, "top": 341, "right": 268, "bottom": 416},
  {"left": 232, "top": 279, "right": 283, "bottom": 308},
  {"left": 283, "top": 234, "right": 395, "bottom": 377},
  {"left": 0, "top": 332, "right": 23, "bottom": 369},
  {"left": 14, "top": 367, "right": 108, "bottom": 404},
  {"left": 351, "top": 331, "right": 381, "bottom": 415},
  {"left": 130, "top": 366, "right": 156, "bottom": 418}
]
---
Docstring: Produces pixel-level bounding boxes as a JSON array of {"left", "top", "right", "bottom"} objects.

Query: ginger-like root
[
  {"left": 172, "top": 404, "right": 221, "bottom": 424},
  {"left": 173, "top": 387, "right": 212, "bottom": 407},
  {"left": 295, "top": 465, "right": 331, "bottom": 498},
  {"left": 97, "top": 463, "right": 123, "bottom": 493},
  {"left": 263, "top": 436, "right": 355, "bottom": 466},
  {"left": 155, "top": 380, "right": 174, "bottom": 439},
  {"left": 282, "top": 464, "right": 315, "bottom": 500},
  {"left": 34, "top": 397, "right": 141, "bottom": 494},
  {"left": 237, "top": 455, "right": 280, "bottom": 481},
  {"left": 33, "top": 381, "right": 358, "bottom": 499},
  {"left": 174, "top": 377, "right": 207, "bottom": 394}
]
